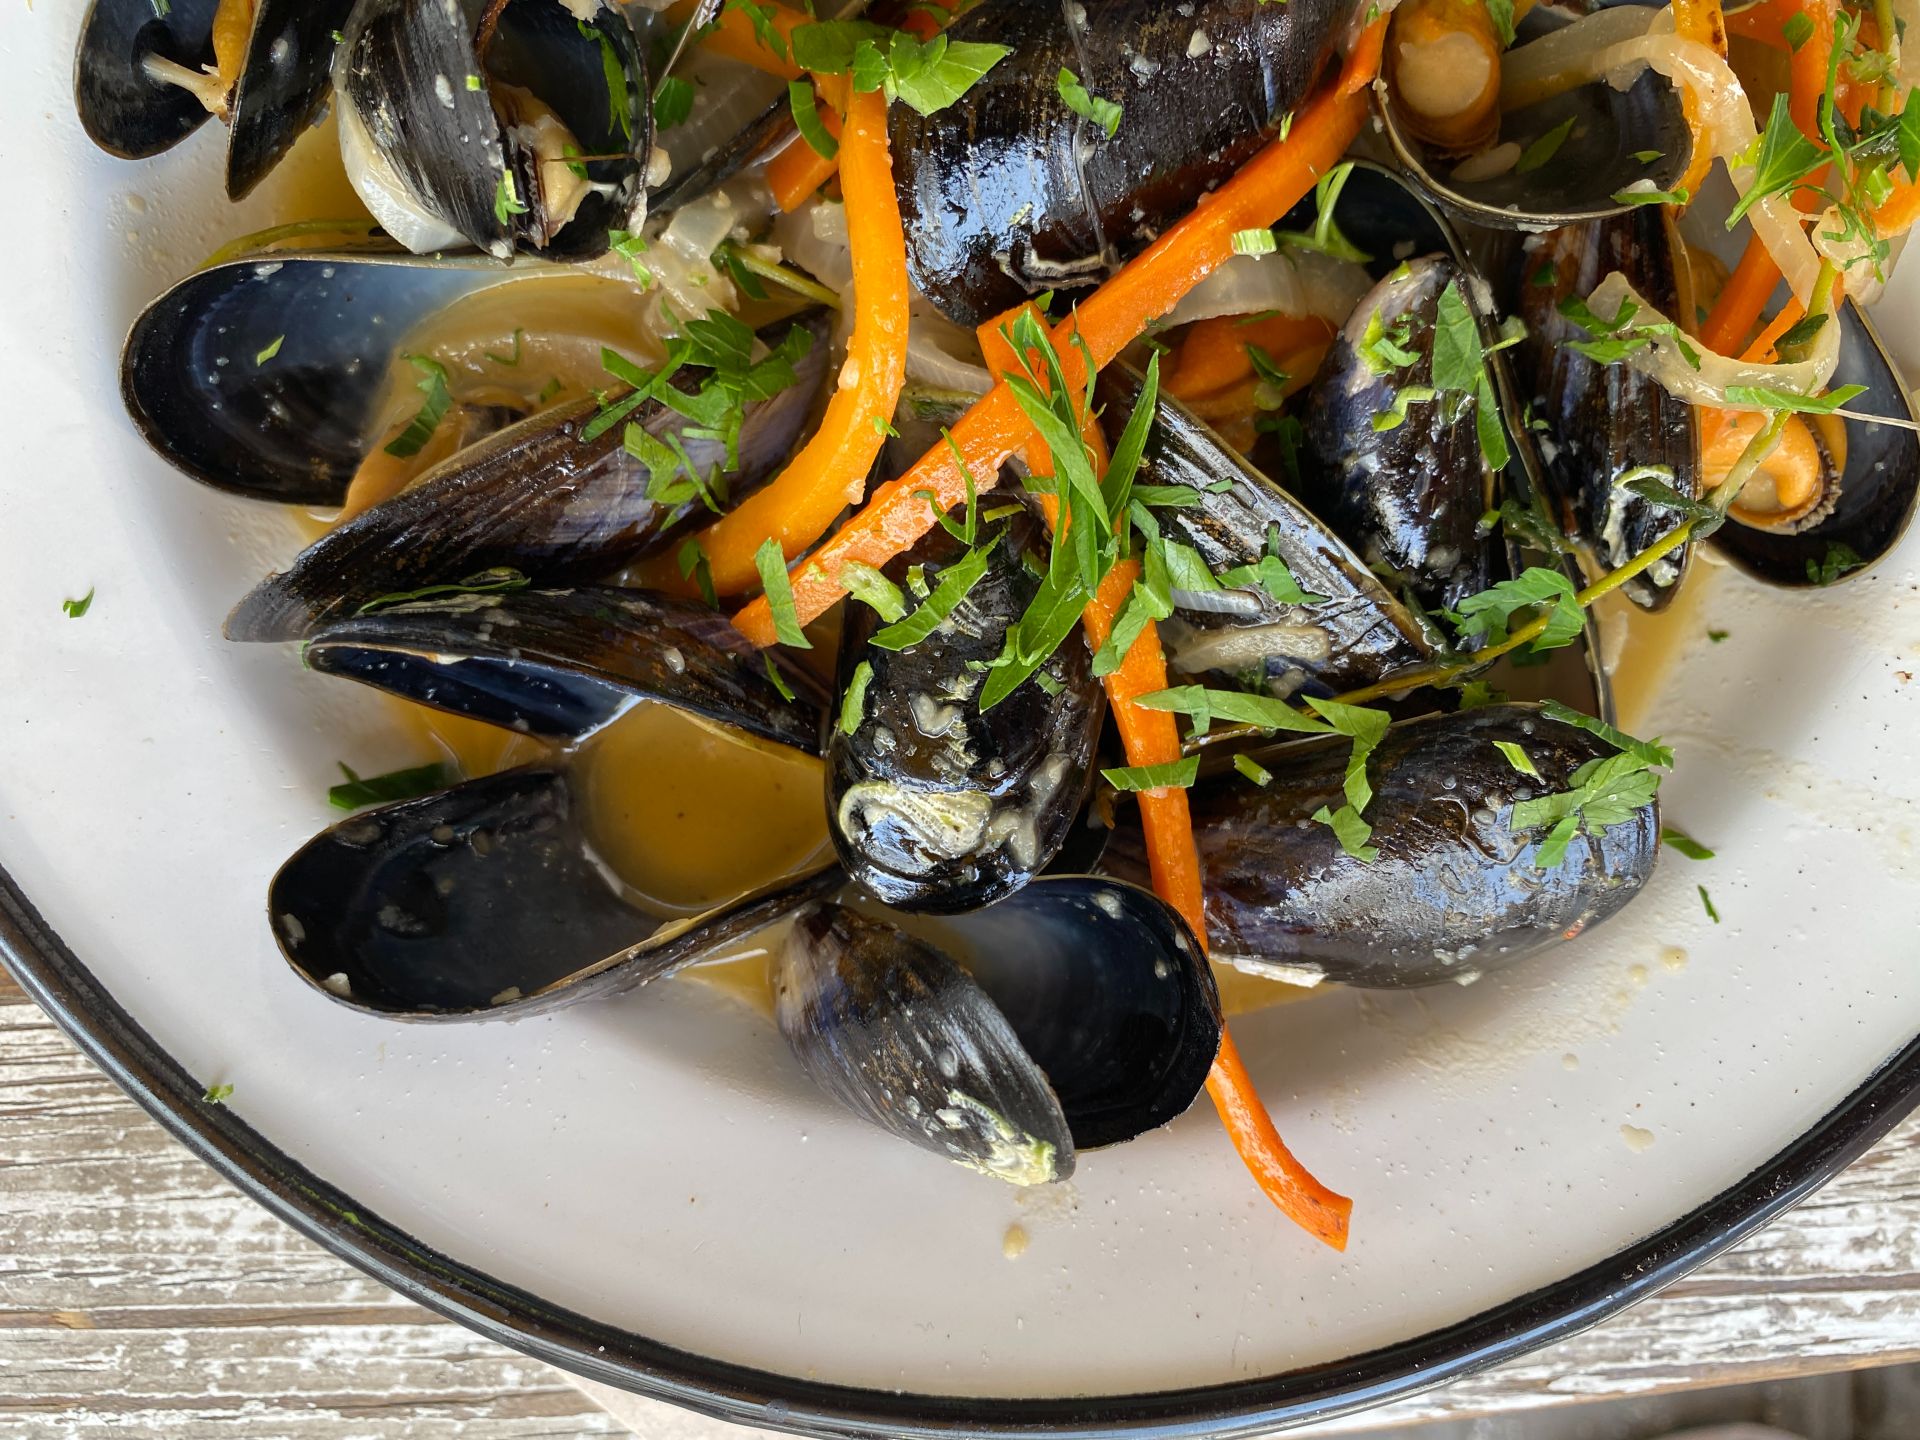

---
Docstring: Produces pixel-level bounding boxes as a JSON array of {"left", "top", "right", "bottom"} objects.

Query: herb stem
[{"left": 715, "top": 242, "right": 844, "bottom": 309}]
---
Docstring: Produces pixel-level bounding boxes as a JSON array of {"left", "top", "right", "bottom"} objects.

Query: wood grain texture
[{"left": 2, "top": 980, "right": 1916, "bottom": 1440}]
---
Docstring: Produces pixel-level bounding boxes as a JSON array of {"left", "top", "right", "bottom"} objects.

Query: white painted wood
[{"left": 3, "top": 981, "right": 1916, "bottom": 1439}]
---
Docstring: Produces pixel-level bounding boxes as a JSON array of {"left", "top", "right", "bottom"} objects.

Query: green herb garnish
[{"left": 328, "top": 761, "right": 450, "bottom": 812}]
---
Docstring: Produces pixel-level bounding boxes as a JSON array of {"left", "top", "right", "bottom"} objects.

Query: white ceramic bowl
[{"left": 4, "top": 7, "right": 1918, "bottom": 1436}]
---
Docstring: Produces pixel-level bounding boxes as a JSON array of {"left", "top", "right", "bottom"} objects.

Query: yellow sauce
[
  {"left": 1596, "top": 558, "right": 1719, "bottom": 734},
  {"left": 1209, "top": 962, "right": 1320, "bottom": 1017}
]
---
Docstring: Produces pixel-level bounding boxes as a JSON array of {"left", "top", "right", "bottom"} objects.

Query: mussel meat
[
  {"left": 828, "top": 508, "right": 1104, "bottom": 913},
  {"left": 773, "top": 880, "right": 1222, "bottom": 1185},
  {"left": 1105, "top": 704, "right": 1660, "bottom": 988},
  {"left": 889, "top": 0, "right": 1359, "bottom": 326},
  {"left": 76, "top": 0, "right": 356, "bottom": 198}
]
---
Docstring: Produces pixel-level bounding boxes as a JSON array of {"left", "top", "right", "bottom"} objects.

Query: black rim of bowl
[{"left": 4, "top": 858, "right": 1916, "bottom": 1439}]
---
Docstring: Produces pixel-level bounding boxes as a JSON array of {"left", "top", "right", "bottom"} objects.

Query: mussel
[
  {"left": 1299, "top": 254, "right": 1496, "bottom": 617},
  {"left": 1378, "top": 0, "right": 1695, "bottom": 231},
  {"left": 1100, "top": 368, "right": 1436, "bottom": 698},
  {"left": 773, "top": 881, "right": 1222, "bottom": 1185},
  {"left": 222, "top": 308, "right": 830, "bottom": 640},
  {"left": 274, "top": 766, "right": 840, "bottom": 1019},
  {"left": 304, "top": 586, "right": 826, "bottom": 751},
  {"left": 828, "top": 509, "right": 1104, "bottom": 913},
  {"left": 335, "top": 0, "right": 651, "bottom": 260},
  {"left": 1708, "top": 300, "right": 1920, "bottom": 586},
  {"left": 1105, "top": 704, "right": 1660, "bottom": 988},
  {"left": 75, "top": 0, "right": 356, "bottom": 198},
  {"left": 890, "top": 0, "right": 1359, "bottom": 326},
  {"left": 1507, "top": 206, "right": 1700, "bottom": 609}
]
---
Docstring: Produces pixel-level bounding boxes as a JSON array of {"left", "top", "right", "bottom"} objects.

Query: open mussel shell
[
  {"left": 1100, "top": 368, "right": 1435, "bottom": 698},
  {"left": 773, "top": 880, "right": 1223, "bottom": 1184},
  {"left": 272, "top": 766, "right": 840, "bottom": 1019},
  {"left": 890, "top": 0, "right": 1357, "bottom": 326},
  {"left": 828, "top": 510, "right": 1104, "bottom": 914},
  {"left": 76, "top": 0, "right": 353, "bottom": 196},
  {"left": 337, "top": 0, "right": 650, "bottom": 260},
  {"left": 1712, "top": 300, "right": 1920, "bottom": 586},
  {"left": 1505, "top": 206, "right": 1699, "bottom": 610},
  {"left": 1378, "top": 3, "right": 1693, "bottom": 231},
  {"left": 123, "top": 245, "right": 508, "bottom": 506},
  {"left": 1105, "top": 704, "right": 1658, "bottom": 989},
  {"left": 224, "top": 309, "right": 830, "bottom": 641},
  {"left": 305, "top": 585, "right": 826, "bottom": 752}
]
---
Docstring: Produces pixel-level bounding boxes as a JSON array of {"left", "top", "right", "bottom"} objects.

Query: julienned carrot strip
[
  {"left": 1699, "top": 234, "right": 1779, "bottom": 355},
  {"left": 978, "top": 307, "right": 1353, "bottom": 1252},
  {"left": 699, "top": 1, "right": 807, "bottom": 80},
  {"left": 768, "top": 107, "right": 843, "bottom": 212},
  {"left": 732, "top": 24, "right": 1386, "bottom": 646},
  {"left": 675, "top": 88, "right": 909, "bottom": 594},
  {"left": 1788, "top": 0, "right": 1837, "bottom": 139}
]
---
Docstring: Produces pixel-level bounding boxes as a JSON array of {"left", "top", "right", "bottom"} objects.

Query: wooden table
[{"left": 5, "top": 968, "right": 1917, "bottom": 1439}]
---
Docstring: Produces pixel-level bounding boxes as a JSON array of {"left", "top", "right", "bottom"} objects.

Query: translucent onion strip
[
  {"left": 1583, "top": 271, "right": 1843, "bottom": 406},
  {"left": 1502, "top": 11, "right": 1822, "bottom": 303}
]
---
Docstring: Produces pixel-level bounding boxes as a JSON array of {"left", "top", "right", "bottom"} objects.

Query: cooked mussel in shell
[
  {"left": 1507, "top": 206, "right": 1700, "bottom": 609},
  {"left": 335, "top": 0, "right": 651, "bottom": 260},
  {"left": 773, "top": 881, "right": 1223, "bottom": 1185},
  {"left": 1106, "top": 705, "right": 1660, "bottom": 989},
  {"left": 1379, "top": 0, "right": 1694, "bottom": 230},
  {"left": 76, "top": 0, "right": 356, "bottom": 198},
  {"left": 890, "top": 0, "right": 1359, "bottom": 325},
  {"left": 223, "top": 309, "right": 830, "bottom": 641},
  {"left": 828, "top": 509, "right": 1104, "bottom": 914},
  {"left": 304, "top": 585, "right": 827, "bottom": 751}
]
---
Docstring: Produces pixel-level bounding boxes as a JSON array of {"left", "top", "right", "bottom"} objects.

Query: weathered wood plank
[{"left": 2, "top": 981, "right": 1915, "bottom": 1439}]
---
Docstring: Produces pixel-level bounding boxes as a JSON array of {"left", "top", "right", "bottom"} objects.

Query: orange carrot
[
  {"left": 699, "top": 0, "right": 807, "bottom": 80},
  {"left": 732, "top": 24, "right": 1386, "bottom": 645},
  {"left": 1698, "top": 234, "right": 1779, "bottom": 355},
  {"left": 667, "top": 88, "right": 909, "bottom": 595},
  {"left": 768, "top": 105, "right": 843, "bottom": 212},
  {"left": 1788, "top": 0, "right": 1837, "bottom": 139},
  {"left": 978, "top": 305, "right": 1354, "bottom": 1251}
]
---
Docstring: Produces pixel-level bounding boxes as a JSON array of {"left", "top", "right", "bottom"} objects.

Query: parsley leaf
[
  {"left": 755, "top": 539, "right": 812, "bottom": 648},
  {"left": 1514, "top": 115, "right": 1576, "bottom": 174},
  {"left": 1724, "top": 383, "right": 1867, "bottom": 413},
  {"left": 383, "top": 355, "right": 454, "bottom": 459},
  {"left": 328, "top": 761, "right": 450, "bottom": 812},
  {"left": 1102, "top": 758, "right": 1200, "bottom": 792},
  {"left": 1493, "top": 739, "right": 1541, "bottom": 778},
  {"left": 789, "top": 79, "right": 839, "bottom": 159},
  {"left": 870, "top": 540, "right": 996, "bottom": 651},
  {"left": 203, "top": 1083, "right": 234, "bottom": 1104},
  {"left": 1806, "top": 540, "right": 1866, "bottom": 584},
  {"left": 839, "top": 660, "right": 874, "bottom": 735},
  {"left": 1447, "top": 566, "right": 1586, "bottom": 652},
  {"left": 62, "top": 587, "right": 95, "bottom": 619},
  {"left": 1662, "top": 828, "right": 1716, "bottom": 860},
  {"left": 1728, "top": 93, "right": 1829, "bottom": 227},
  {"left": 839, "top": 560, "right": 907, "bottom": 622},
  {"left": 255, "top": 335, "right": 284, "bottom": 366},
  {"left": 1057, "top": 66, "right": 1122, "bottom": 138},
  {"left": 1699, "top": 884, "right": 1721, "bottom": 922},
  {"left": 654, "top": 74, "right": 694, "bottom": 131}
]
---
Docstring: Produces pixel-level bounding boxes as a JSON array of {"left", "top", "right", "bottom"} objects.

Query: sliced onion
[
  {"left": 1583, "top": 271, "right": 1843, "bottom": 406},
  {"left": 907, "top": 303, "right": 995, "bottom": 394},
  {"left": 1161, "top": 249, "right": 1372, "bottom": 330},
  {"left": 1169, "top": 588, "right": 1267, "bottom": 617},
  {"left": 1502, "top": 13, "right": 1822, "bottom": 304}
]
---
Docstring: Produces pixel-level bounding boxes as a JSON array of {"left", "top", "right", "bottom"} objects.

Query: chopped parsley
[
  {"left": 1662, "top": 828, "right": 1716, "bottom": 860},
  {"left": 1232, "top": 227, "right": 1279, "bottom": 256},
  {"left": 839, "top": 560, "right": 907, "bottom": 622},
  {"left": 1506, "top": 705, "right": 1672, "bottom": 868},
  {"left": 789, "top": 80, "right": 839, "bottom": 159},
  {"left": 1057, "top": 67, "right": 1122, "bottom": 138},
  {"left": 62, "top": 587, "right": 95, "bottom": 619},
  {"left": 608, "top": 228, "right": 653, "bottom": 287},
  {"left": 839, "top": 660, "right": 875, "bottom": 734},
  {"left": 654, "top": 74, "right": 695, "bottom": 130},
  {"left": 1699, "top": 884, "right": 1721, "bottom": 922},
  {"left": 1708, "top": 628, "right": 1730, "bottom": 643},
  {"left": 790, "top": 22, "right": 1010, "bottom": 116},
  {"left": 328, "top": 761, "right": 450, "bottom": 812},
  {"left": 255, "top": 335, "right": 284, "bottom": 366},
  {"left": 1807, "top": 541, "right": 1866, "bottom": 584},
  {"left": 494, "top": 170, "right": 528, "bottom": 226},
  {"left": 1447, "top": 566, "right": 1586, "bottom": 652},
  {"left": 202, "top": 1083, "right": 234, "bottom": 1104},
  {"left": 1102, "top": 757, "right": 1200, "bottom": 792},
  {"left": 870, "top": 538, "right": 996, "bottom": 651},
  {"left": 383, "top": 355, "right": 454, "bottom": 459},
  {"left": 754, "top": 538, "right": 812, "bottom": 648},
  {"left": 1275, "top": 161, "right": 1370, "bottom": 263},
  {"left": 1493, "top": 740, "right": 1541, "bottom": 778},
  {"left": 1514, "top": 116, "right": 1576, "bottom": 175}
]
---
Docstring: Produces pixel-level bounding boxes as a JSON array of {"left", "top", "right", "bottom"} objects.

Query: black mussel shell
[
  {"left": 1379, "top": 0, "right": 1693, "bottom": 231},
  {"left": 1506, "top": 208, "right": 1699, "bottom": 609},
  {"left": 123, "top": 246, "right": 506, "bottom": 506},
  {"left": 337, "top": 0, "right": 649, "bottom": 260},
  {"left": 1100, "top": 368, "right": 1435, "bottom": 697},
  {"left": 891, "top": 0, "right": 1357, "bottom": 326},
  {"left": 772, "top": 880, "right": 1222, "bottom": 1183},
  {"left": 1301, "top": 254, "right": 1496, "bottom": 616},
  {"left": 1712, "top": 300, "right": 1920, "bottom": 587},
  {"left": 75, "top": 0, "right": 220, "bottom": 159},
  {"left": 226, "top": 0, "right": 359, "bottom": 199},
  {"left": 75, "top": 0, "right": 353, "bottom": 196},
  {"left": 272, "top": 766, "right": 840, "bottom": 1019},
  {"left": 1105, "top": 704, "right": 1658, "bottom": 988},
  {"left": 305, "top": 586, "right": 826, "bottom": 752},
  {"left": 828, "top": 509, "right": 1103, "bottom": 913},
  {"left": 225, "top": 309, "right": 830, "bottom": 641}
]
